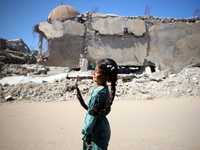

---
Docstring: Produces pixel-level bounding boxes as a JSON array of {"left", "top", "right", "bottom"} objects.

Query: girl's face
[{"left": 92, "top": 65, "right": 108, "bottom": 86}]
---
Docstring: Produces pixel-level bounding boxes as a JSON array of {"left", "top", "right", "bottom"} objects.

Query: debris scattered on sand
[{"left": 0, "top": 67, "right": 199, "bottom": 103}]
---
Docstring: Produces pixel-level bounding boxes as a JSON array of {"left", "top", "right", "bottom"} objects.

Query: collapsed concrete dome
[{"left": 47, "top": 5, "right": 80, "bottom": 21}]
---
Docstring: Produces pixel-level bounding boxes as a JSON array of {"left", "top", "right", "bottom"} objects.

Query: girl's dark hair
[{"left": 76, "top": 58, "right": 118, "bottom": 114}]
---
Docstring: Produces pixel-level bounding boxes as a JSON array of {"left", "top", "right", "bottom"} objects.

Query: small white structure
[
  {"left": 80, "top": 55, "right": 88, "bottom": 72},
  {"left": 145, "top": 66, "right": 152, "bottom": 75}
]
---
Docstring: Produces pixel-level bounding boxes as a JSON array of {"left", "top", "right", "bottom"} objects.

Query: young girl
[{"left": 75, "top": 58, "right": 118, "bottom": 150}]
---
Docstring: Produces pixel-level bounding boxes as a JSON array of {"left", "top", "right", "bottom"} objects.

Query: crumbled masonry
[{"left": 0, "top": 67, "right": 199, "bottom": 103}]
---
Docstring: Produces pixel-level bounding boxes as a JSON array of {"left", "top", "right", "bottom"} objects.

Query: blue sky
[{"left": 0, "top": 0, "right": 199, "bottom": 51}]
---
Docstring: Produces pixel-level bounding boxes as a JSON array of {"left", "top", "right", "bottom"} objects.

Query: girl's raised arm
[{"left": 75, "top": 75, "right": 88, "bottom": 110}]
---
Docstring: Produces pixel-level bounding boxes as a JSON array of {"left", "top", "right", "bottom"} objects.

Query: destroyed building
[
  {"left": 0, "top": 38, "right": 38, "bottom": 78},
  {"left": 0, "top": 38, "right": 36, "bottom": 65},
  {"left": 34, "top": 5, "right": 200, "bottom": 73}
]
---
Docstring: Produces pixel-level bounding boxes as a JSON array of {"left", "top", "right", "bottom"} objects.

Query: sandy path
[{"left": 0, "top": 96, "right": 200, "bottom": 150}]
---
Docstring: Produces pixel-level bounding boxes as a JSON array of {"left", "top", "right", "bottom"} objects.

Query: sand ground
[{"left": 0, "top": 96, "right": 200, "bottom": 150}]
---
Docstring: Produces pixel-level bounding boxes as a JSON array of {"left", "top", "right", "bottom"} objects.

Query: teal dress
[{"left": 82, "top": 86, "right": 111, "bottom": 150}]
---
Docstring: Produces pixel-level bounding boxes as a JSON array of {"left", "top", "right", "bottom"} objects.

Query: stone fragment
[
  {"left": 5, "top": 95, "right": 14, "bottom": 101},
  {"left": 37, "top": 68, "right": 48, "bottom": 74},
  {"left": 145, "top": 66, "right": 152, "bottom": 76},
  {"left": 149, "top": 71, "right": 166, "bottom": 81},
  {"left": 27, "top": 67, "right": 36, "bottom": 72},
  {"left": 142, "top": 94, "right": 153, "bottom": 100}
]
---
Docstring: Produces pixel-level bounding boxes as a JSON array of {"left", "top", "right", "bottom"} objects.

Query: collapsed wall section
[
  {"left": 147, "top": 22, "right": 200, "bottom": 72},
  {"left": 35, "top": 19, "right": 84, "bottom": 67}
]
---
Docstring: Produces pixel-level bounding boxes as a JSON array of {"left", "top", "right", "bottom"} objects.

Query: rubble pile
[
  {"left": 0, "top": 67, "right": 199, "bottom": 103},
  {"left": 0, "top": 38, "right": 37, "bottom": 73},
  {"left": 116, "top": 67, "right": 200, "bottom": 100},
  {"left": 0, "top": 64, "right": 49, "bottom": 78},
  {"left": 0, "top": 78, "right": 96, "bottom": 103},
  {"left": 126, "top": 16, "right": 200, "bottom": 23}
]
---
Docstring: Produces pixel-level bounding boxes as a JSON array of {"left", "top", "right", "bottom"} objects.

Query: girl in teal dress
[{"left": 75, "top": 58, "right": 118, "bottom": 150}]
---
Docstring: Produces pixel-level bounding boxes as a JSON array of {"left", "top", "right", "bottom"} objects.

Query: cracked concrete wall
[
  {"left": 86, "top": 13, "right": 200, "bottom": 71},
  {"left": 36, "top": 12, "right": 200, "bottom": 71},
  {"left": 87, "top": 35, "right": 147, "bottom": 66},
  {"left": 147, "top": 22, "right": 200, "bottom": 72},
  {"left": 43, "top": 36, "right": 83, "bottom": 67},
  {"left": 85, "top": 13, "right": 147, "bottom": 66}
]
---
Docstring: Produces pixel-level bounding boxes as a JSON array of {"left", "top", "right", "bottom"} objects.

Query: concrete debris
[
  {"left": 5, "top": 95, "right": 14, "bottom": 101},
  {"left": 149, "top": 71, "right": 167, "bottom": 81},
  {"left": 0, "top": 64, "right": 49, "bottom": 78},
  {"left": 0, "top": 38, "right": 37, "bottom": 66},
  {"left": 0, "top": 66, "right": 199, "bottom": 103}
]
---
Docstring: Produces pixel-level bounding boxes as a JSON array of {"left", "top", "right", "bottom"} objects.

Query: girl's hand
[
  {"left": 86, "top": 141, "right": 92, "bottom": 147},
  {"left": 75, "top": 75, "right": 80, "bottom": 88}
]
